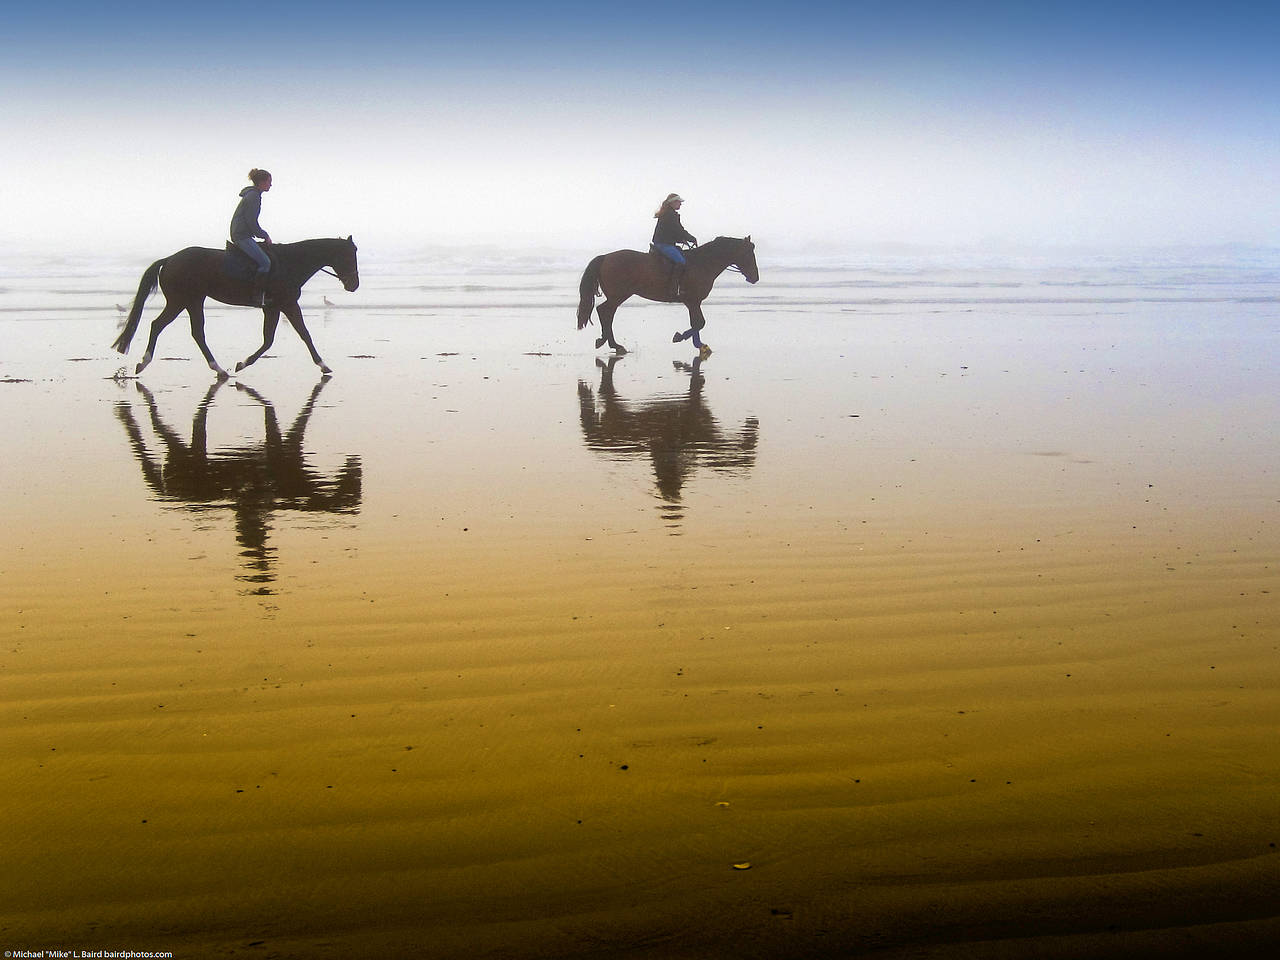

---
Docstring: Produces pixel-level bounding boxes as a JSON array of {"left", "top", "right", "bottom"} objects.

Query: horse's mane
[
  {"left": 270, "top": 236, "right": 354, "bottom": 268},
  {"left": 688, "top": 236, "right": 747, "bottom": 257},
  {"left": 273, "top": 236, "right": 352, "bottom": 253}
]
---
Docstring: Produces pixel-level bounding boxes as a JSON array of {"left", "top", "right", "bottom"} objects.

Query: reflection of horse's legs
[
  {"left": 190, "top": 379, "right": 225, "bottom": 458},
  {"left": 235, "top": 307, "right": 282, "bottom": 373},
  {"left": 235, "top": 382, "right": 283, "bottom": 447},
  {"left": 281, "top": 301, "right": 332, "bottom": 375},
  {"left": 186, "top": 300, "right": 230, "bottom": 379},
  {"left": 674, "top": 303, "right": 707, "bottom": 348},
  {"left": 135, "top": 301, "right": 184, "bottom": 375},
  {"left": 595, "top": 299, "right": 629, "bottom": 354}
]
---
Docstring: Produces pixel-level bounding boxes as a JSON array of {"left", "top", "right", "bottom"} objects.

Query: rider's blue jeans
[
  {"left": 655, "top": 243, "right": 686, "bottom": 266},
  {"left": 235, "top": 238, "right": 271, "bottom": 276}
]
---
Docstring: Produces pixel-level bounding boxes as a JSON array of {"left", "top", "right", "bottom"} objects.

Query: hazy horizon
[{"left": 4, "top": 1, "right": 1278, "bottom": 260}]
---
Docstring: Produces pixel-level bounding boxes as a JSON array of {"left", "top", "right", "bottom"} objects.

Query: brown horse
[
  {"left": 577, "top": 235, "right": 758, "bottom": 354},
  {"left": 113, "top": 236, "right": 359, "bottom": 379}
]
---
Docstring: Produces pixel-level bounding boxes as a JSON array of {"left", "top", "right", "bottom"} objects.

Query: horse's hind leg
[
  {"left": 186, "top": 301, "right": 230, "bottom": 379},
  {"left": 134, "top": 301, "right": 184, "bottom": 375},
  {"left": 281, "top": 301, "right": 333, "bottom": 375},
  {"left": 595, "top": 298, "right": 628, "bottom": 354},
  {"left": 235, "top": 308, "right": 282, "bottom": 373}
]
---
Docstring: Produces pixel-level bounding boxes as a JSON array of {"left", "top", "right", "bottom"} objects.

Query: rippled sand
[{"left": 1, "top": 255, "right": 1277, "bottom": 957}]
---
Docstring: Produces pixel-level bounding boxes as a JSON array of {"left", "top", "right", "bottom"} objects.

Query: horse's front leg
[
  {"left": 674, "top": 302, "right": 708, "bottom": 351},
  {"left": 187, "top": 301, "right": 230, "bottom": 379},
  {"left": 281, "top": 301, "right": 332, "bottom": 375},
  {"left": 235, "top": 307, "right": 282, "bottom": 373},
  {"left": 595, "top": 299, "right": 628, "bottom": 354}
]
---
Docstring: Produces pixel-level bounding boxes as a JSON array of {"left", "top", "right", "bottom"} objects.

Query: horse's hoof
[
  {"left": 614, "top": 345, "right": 628, "bottom": 355},
  {"left": 319, "top": 364, "right": 333, "bottom": 376},
  {"left": 234, "top": 361, "right": 246, "bottom": 373},
  {"left": 672, "top": 332, "right": 684, "bottom": 343},
  {"left": 595, "top": 337, "right": 607, "bottom": 349}
]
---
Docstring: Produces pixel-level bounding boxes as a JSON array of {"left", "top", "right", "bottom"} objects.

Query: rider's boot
[
  {"left": 667, "top": 263, "right": 685, "bottom": 301},
  {"left": 250, "top": 273, "right": 270, "bottom": 307}
]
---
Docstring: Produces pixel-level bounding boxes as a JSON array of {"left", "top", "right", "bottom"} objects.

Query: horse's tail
[
  {"left": 577, "top": 255, "right": 604, "bottom": 329},
  {"left": 113, "top": 257, "right": 166, "bottom": 353}
]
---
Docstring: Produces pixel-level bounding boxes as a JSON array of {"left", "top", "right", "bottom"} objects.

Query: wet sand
[{"left": 1, "top": 254, "right": 1278, "bottom": 957}]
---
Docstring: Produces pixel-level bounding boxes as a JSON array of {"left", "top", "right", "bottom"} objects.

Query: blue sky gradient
[{"left": 4, "top": 2, "right": 1278, "bottom": 255}]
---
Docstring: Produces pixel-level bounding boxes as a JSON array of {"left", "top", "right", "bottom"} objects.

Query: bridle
[{"left": 688, "top": 239, "right": 752, "bottom": 276}]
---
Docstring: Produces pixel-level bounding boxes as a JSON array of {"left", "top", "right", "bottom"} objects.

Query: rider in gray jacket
[{"left": 230, "top": 168, "right": 273, "bottom": 304}]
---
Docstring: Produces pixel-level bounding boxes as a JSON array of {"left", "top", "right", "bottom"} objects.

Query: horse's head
[
  {"left": 329, "top": 236, "right": 360, "bottom": 292},
  {"left": 733, "top": 236, "right": 759, "bottom": 283}
]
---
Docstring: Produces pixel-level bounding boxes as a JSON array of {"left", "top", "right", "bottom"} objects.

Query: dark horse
[
  {"left": 577, "top": 236, "right": 758, "bottom": 354},
  {"left": 113, "top": 237, "right": 359, "bottom": 379}
]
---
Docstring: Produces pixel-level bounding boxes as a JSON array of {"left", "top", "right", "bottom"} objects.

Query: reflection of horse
[
  {"left": 578, "top": 355, "right": 759, "bottom": 526},
  {"left": 113, "top": 237, "right": 360, "bottom": 379},
  {"left": 577, "top": 236, "right": 759, "bottom": 354},
  {"left": 113, "top": 378, "right": 362, "bottom": 593}
]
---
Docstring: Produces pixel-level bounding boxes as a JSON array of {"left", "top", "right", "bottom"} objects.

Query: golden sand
[
  {"left": 1, "top": 290, "right": 1278, "bottom": 957},
  {"left": 5, "top": 503, "right": 1276, "bottom": 957}
]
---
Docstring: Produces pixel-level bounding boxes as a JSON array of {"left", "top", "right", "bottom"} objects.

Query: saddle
[
  {"left": 650, "top": 245, "right": 686, "bottom": 299},
  {"left": 649, "top": 243, "right": 696, "bottom": 262},
  {"left": 650, "top": 244, "right": 684, "bottom": 270},
  {"left": 223, "top": 241, "right": 274, "bottom": 281}
]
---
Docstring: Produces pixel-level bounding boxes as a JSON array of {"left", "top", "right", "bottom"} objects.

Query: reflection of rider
[
  {"left": 230, "top": 167, "right": 273, "bottom": 305},
  {"left": 652, "top": 193, "right": 696, "bottom": 299}
]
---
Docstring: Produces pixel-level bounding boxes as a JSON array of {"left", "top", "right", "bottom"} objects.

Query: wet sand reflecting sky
[{"left": 1, "top": 255, "right": 1277, "bottom": 957}]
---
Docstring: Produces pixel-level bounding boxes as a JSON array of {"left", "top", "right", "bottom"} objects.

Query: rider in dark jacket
[
  {"left": 230, "top": 168, "right": 273, "bottom": 305},
  {"left": 652, "top": 193, "right": 696, "bottom": 299}
]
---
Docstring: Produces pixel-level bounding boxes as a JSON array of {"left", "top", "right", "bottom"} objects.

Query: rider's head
[
  {"left": 655, "top": 193, "right": 683, "bottom": 216},
  {"left": 248, "top": 168, "right": 273, "bottom": 191}
]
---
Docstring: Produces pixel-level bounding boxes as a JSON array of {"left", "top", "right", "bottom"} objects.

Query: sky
[{"left": 2, "top": 1, "right": 1278, "bottom": 259}]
